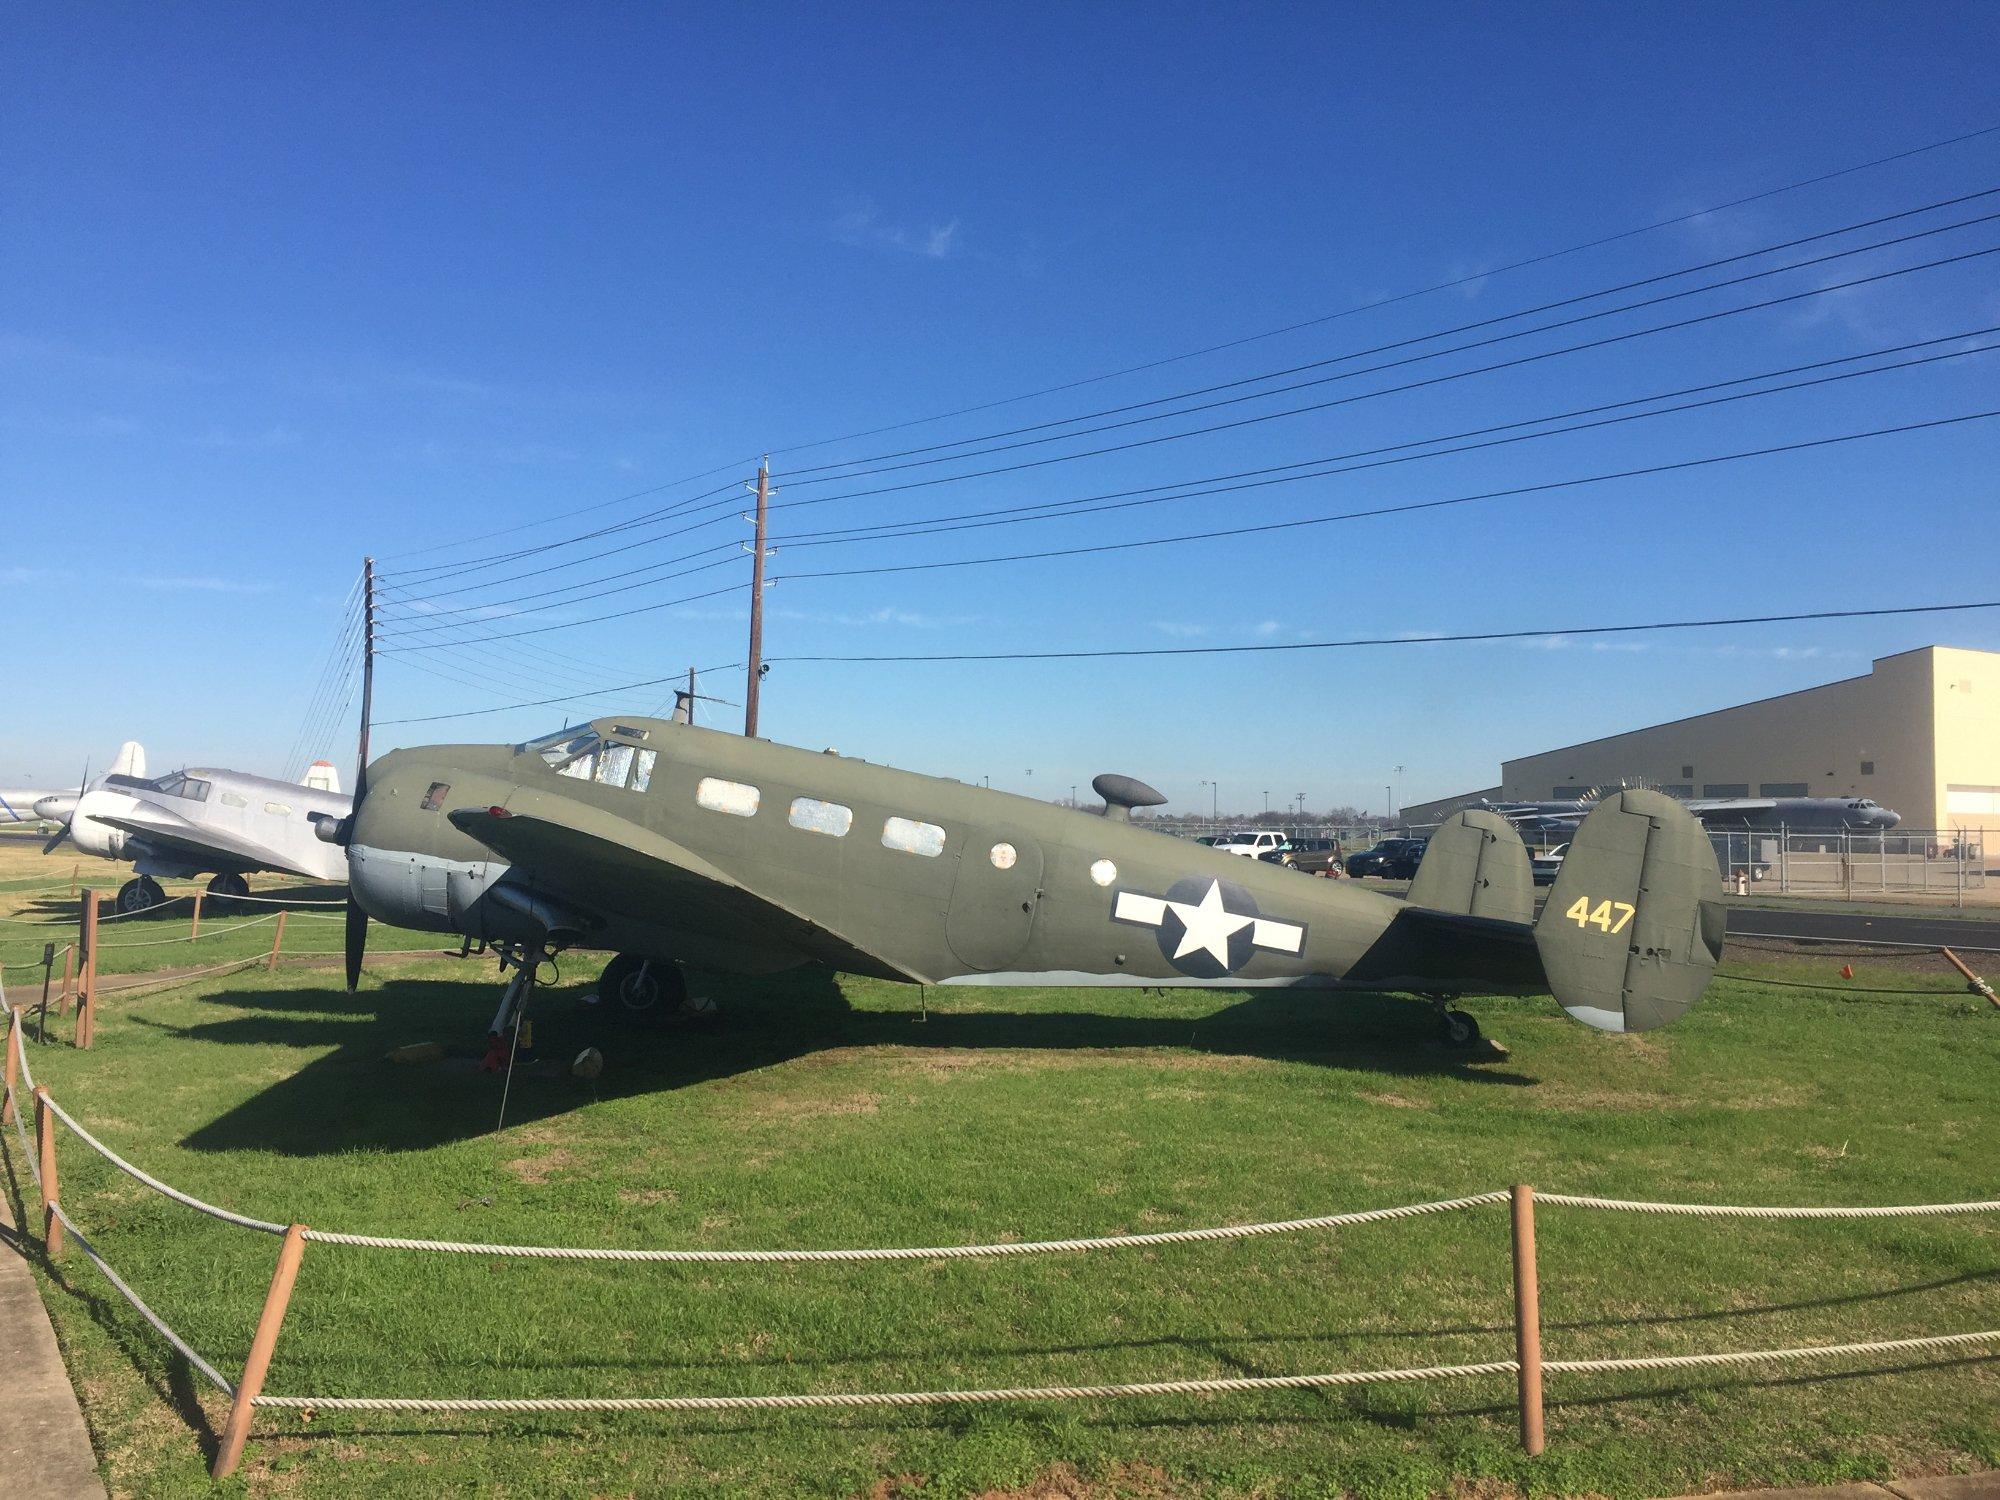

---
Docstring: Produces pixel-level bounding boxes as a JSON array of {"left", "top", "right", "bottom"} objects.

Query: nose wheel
[{"left": 597, "top": 953, "right": 689, "bottom": 1024}]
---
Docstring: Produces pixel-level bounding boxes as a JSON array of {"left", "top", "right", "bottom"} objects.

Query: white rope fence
[
  {"left": 301, "top": 1190, "right": 1511, "bottom": 1260},
  {"left": 3, "top": 1006, "right": 1997, "bottom": 1477}
]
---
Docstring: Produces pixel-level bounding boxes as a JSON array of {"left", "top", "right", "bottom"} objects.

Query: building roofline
[{"left": 1501, "top": 651, "right": 1939, "bottom": 766}]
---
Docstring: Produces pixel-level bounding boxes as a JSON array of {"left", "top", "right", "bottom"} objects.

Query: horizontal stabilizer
[{"left": 1407, "top": 808, "right": 1533, "bottom": 924}]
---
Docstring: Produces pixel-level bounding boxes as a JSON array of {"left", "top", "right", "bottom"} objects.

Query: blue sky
[{"left": 5, "top": 2, "right": 1997, "bottom": 815}]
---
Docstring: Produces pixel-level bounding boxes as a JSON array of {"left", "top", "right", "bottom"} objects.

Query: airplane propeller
[{"left": 41, "top": 754, "right": 88, "bottom": 854}]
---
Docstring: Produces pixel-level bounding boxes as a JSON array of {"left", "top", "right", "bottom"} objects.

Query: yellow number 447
[{"left": 1565, "top": 895, "right": 1636, "bottom": 934}]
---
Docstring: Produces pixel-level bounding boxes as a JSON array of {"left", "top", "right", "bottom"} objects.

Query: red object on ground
[
  {"left": 477, "top": 1032, "right": 508, "bottom": 1073},
  {"left": 1840, "top": 964, "right": 1855, "bottom": 980}
]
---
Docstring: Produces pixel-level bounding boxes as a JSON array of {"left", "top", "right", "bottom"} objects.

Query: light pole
[
  {"left": 1071, "top": 783, "right": 1078, "bottom": 808},
  {"left": 1263, "top": 789, "right": 1269, "bottom": 818},
  {"left": 1199, "top": 779, "right": 1219, "bottom": 829}
]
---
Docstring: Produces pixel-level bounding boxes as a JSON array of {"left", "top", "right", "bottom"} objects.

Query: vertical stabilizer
[
  {"left": 111, "top": 740, "right": 146, "bottom": 779},
  {"left": 303, "top": 759, "right": 341, "bottom": 793}
]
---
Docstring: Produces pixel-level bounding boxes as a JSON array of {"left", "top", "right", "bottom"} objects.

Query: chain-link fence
[{"left": 1710, "top": 828, "right": 1986, "bottom": 897}]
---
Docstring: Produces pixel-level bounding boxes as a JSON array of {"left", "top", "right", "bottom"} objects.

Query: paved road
[{"left": 1726, "top": 906, "right": 2000, "bottom": 952}]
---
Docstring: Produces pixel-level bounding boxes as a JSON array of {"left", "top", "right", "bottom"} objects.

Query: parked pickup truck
[{"left": 1212, "top": 829, "right": 1291, "bottom": 860}]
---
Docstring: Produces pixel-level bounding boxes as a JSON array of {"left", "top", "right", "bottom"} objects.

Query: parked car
[
  {"left": 1531, "top": 842, "right": 1568, "bottom": 885},
  {"left": 1212, "top": 829, "right": 1291, "bottom": 859},
  {"left": 1263, "top": 836, "right": 1346, "bottom": 875},
  {"left": 1344, "top": 837, "right": 1428, "bottom": 879}
]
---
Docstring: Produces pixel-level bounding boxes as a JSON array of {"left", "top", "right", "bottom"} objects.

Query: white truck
[{"left": 1210, "top": 829, "right": 1291, "bottom": 860}]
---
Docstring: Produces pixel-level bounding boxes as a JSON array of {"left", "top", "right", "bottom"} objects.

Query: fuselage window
[
  {"left": 557, "top": 753, "right": 596, "bottom": 781},
  {"left": 421, "top": 782, "right": 450, "bottom": 812},
  {"left": 789, "top": 797, "right": 853, "bottom": 837},
  {"left": 596, "top": 743, "right": 636, "bottom": 787},
  {"left": 631, "top": 749, "right": 657, "bottom": 793},
  {"left": 182, "top": 778, "right": 212, "bottom": 802},
  {"left": 696, "top": 777, "right": 760, "bottom": 818},
  {"left": 264, "top": 801, "right": 292, "bottom": 816},
  {"left": 221, "top": 792, "right": 248, "bottom": 809},
  {"left": 882, "top": 816, "right": 946, "bottom": 857}
]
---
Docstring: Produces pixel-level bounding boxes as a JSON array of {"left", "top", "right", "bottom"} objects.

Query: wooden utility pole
[
  {"left": 358, "top": 556, "right": 376, "bottom": 780},
  {"left": 744, "top": 461, "right": 771, "bottom": 738}
]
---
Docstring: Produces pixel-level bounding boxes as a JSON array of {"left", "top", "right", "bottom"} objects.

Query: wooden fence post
[
  {"left": 212, "top": 1223, "right": 308, "bottom": 1480},
  {"left": 75, "top": 890, "right": 99, "bottom": 1050},
  {"left": 58, "top": 941, "right": 74, "bottom": 1016},
  {"left": 2, "top": 1007, "right": 19, "bottom": 1127},
  {"left": 35, "top": 1086, "right": 61, "bottom": 1258},
  {"left": 267, "top": 910, "right": 288, "bottom": 973},
  {"left": 1941, "top": 947, "right": 1998, "bottom": 1006},
  {"left": 1510, "top": 1183, "right": 1544, "bottom": 1456},
  {"left": 190, "top": 892, "right": 203, "bottom": 943}
]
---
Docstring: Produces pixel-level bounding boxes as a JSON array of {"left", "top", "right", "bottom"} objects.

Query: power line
[
  {"left": 378, "top": 241, "right": 2000, "bottom": 631},
  {"left": 766, "top": 332, "right": 2000, "bottom": 553},
  {"left": 771, "top": 186, "right": 2000, "bottom": 482},
  {"left": 378, "top": 575, "right": 752, "bottom": 652},
  {"left": 376, "top": 661, "right": 746, "bottom": 727},
  {"left": 768, "top": 600, "right": 2000, "bottom": 666},
  {"left": 371, "top": 123, "right": 2000, "bottom": 573},
  {"left": 764, "top": 225, "right": 2000, "bottom": 509},
  {"left": 772, "top": 408, "right": 2000, "bottom": 584}
]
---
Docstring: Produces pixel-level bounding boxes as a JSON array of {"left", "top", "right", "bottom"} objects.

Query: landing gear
[
  {"left": 597, "top": 953, "right": 688, "bottom": 1024},
  {"left": 116, "top": 876, "right": 166, "bottom": 915},
  {"left": 206, "top": 873, "right": 250, "bottom": 911},
  {"left": 1438, "top": 1009, "right": 1482, "bottom": 1048}
]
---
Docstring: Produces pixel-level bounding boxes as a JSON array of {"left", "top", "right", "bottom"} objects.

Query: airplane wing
[
  {"left": 447, "top": 805, "right": 930, "bottom": 983},
  {"left": 90, "top": 809, "right": 312, "bottom": 878}
]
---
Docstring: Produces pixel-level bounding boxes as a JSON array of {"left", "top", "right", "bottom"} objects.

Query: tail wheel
[
  {"left": 117, "top": 876, "right": 165, "bottom": 915},
  {"left": 598, "top": 953, "right": 688, "bottom": 1024}
]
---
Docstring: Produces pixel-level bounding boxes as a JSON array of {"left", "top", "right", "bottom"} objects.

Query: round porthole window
[
  {"left": 990, "top": 842, "right": 1017, "bottom": 870},
  {"left": 1090, "top": 859, "right": 1117, "bottom": 887}
]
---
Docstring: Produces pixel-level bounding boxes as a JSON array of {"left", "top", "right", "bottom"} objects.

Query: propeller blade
[
  {"left": 41, "top": 823, "right": 70, "bottom": 855},
  {"left": 344, "top": 892, "right": 368, "bottom": 992}
]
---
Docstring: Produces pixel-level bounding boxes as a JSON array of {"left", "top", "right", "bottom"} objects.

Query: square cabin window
[
  {"left": 696, "top": 777, "right": 760, "bottom": 817},
  {"left": 631, "top": 749, "right": 657, "bottom": 792},
  {"left": 882, "top": 816, "right": 946, "bottom": 857},
  {"left": 789, "top": 797, "right": 853, "bottom": 837},
  {"left": 596, "top": 743, "right": 636, "bottom": 787},
  {"left": 421, "top": 782, "right": 451, "bottom": 812}
]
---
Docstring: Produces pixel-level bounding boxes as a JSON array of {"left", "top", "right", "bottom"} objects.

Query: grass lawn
[{"left": 1, "top": 840, "right": 1996, "bottom": 1496}]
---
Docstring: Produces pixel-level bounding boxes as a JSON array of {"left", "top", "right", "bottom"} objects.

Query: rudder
[
  {"left": 1535, "top": 789, "right": 1724, "bottom": 1032},
  {"left": 1407, "top": 808, "right": 1533, "bottom": 924}
]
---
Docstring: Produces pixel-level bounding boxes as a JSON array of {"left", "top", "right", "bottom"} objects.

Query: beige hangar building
[{"left": 1404, "top": 645, "right": 2000, "bottom": 838}]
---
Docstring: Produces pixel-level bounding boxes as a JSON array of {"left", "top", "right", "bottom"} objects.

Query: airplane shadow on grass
[{"left": 170, "top": 964, "right": 1537, "bottom": 1157}]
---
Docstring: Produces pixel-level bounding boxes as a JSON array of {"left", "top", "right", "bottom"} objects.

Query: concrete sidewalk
[
  {"left": 1, "top": 1147, "right": 106, "bottom": 1499},
  {"left": 1679, "top": 1477, "right": 2000, "bottom": 1499}
]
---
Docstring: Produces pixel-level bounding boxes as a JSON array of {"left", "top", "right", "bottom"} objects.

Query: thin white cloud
[{"left": 831, "top": 200, "right": 962, "bottom": 260}]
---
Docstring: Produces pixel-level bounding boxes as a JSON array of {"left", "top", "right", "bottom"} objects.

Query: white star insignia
[{"left": 1166, "top": 879, "right": 1255, "bottom": 966}]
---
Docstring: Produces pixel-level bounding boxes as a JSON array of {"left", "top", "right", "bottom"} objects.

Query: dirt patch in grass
[
  {"left": 616, "top": 1186, "right": 680, "bottom": 1206},
  {"left": 1358, "top": 1090, "right": 1433, "bottom": 1109},
  {"left": 504, "top": 1147, "right": 578, "bottom": 1185},
  {"left": 747, "top": 1089, "right": 885, "bottom": 1121}
]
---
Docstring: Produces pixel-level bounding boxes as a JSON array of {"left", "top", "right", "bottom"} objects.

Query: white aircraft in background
[
  {"left": 2, "top": 741, "right": 147, "bottom": 824},
  {"left": 50, "top": 758, "right": 351, "bottom": 913}
]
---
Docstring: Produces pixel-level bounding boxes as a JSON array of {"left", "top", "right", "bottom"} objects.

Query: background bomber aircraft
[{"left": 328, "top": 716, "right": 1726, "bottom": 1047}]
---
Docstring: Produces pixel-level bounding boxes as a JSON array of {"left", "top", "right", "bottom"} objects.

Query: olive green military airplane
[{"left": 323, "top": 717, "right": 1725, "bottom": 1045}]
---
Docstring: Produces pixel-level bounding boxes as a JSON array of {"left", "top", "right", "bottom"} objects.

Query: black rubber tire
[
  {"left": 206, "top": 872, "right": 250, "bottom": 912},
  {"left": 1439, "top": 1009, "right": 1481, "bottom": 1047},
  {"left": 117, "top": 876, "right": 164, "bottom": 915},
  {"left": 598, "top": 953, "right": 687, "bottom": 1024}
]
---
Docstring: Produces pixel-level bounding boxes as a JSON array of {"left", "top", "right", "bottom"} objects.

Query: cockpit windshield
[
  {"left": 520, "top": 727, "right": 604, "bottom": 779},
  {"left": 149, "top": 772, "right": 213, "bottom": 802}
]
